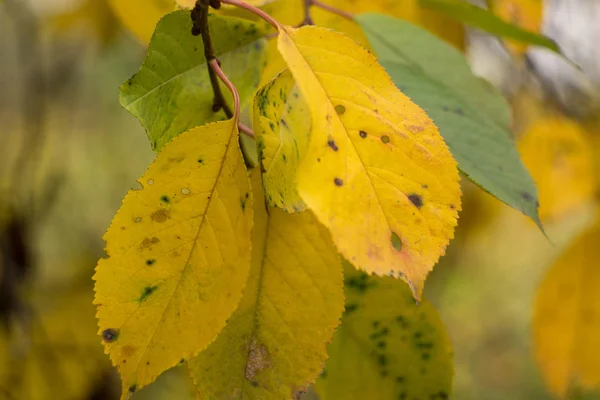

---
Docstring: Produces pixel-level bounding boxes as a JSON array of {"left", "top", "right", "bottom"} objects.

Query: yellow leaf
[
  {"left": 492, "top": 0, "right": 543, "bottom": 54},
  {"left": 533, "top": 219, "right": 600, "bottom": 397},
  {"left": 107, "top": 0, "right": 176, "bottom": 43},
  {"left": 93, "top": 119, "right": 253, "bottom": 398},
  {"left": 0, "top": 288, "right": 110, "bottom": 400},
  {"left": 50, "top": 0, "right": 119, "bottom": 47},
  {"left": 188, "top": 171, "right": 344, "bottom": 399},
  {"left": 518, "top": 115, "right": 597, "bottom": 222},
  {"left": 312, "top": 0, "right": 464, "bottom": 49},
  {"left": 276, "top": 25, "right": 461, "bottom": 298},
  {"left": 254, "top": 69, "right": 310, "bottom": 213},
  {"left": 315, "top": 265, "right": 453, "bottom": 400}
]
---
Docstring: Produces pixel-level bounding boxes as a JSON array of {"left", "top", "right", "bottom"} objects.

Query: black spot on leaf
[
  {"left": 408, "top": 194, "right": 423, "bottom": 209},
  {"left": 128, "top": 385, "right": 137, "bottom": 393},
  {"left": 327, "top": 139, "right": 339, "bottom": 151},
  {"left": 521, "top": 191, "right": 534, "bottom": 202},
  {"left": 359, "top": 130, "right": 367, "bottom": 138},
  {"left": 102, "top": 329, "right": 119, "bottom": 342},
  {"left": 334, "top": 178, "right": 343, "bottom": 187},
  {"left": 160, "top": 195, "right": 170, "bottom": 204},
  {"left": 146, "top": 259, "right": 155, "bottom": 266}
]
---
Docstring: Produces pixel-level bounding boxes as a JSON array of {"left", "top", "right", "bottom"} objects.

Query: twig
[
  {"left": 209, "top": 59, "right": 255, "bottom": 138},
  {"left": 311, "top": 0, "right": 354, "bottom": 20},
  {"left": 238, "top": 123, "right": 255, "bottom": 138},
  {"left": 191, "top": 1, "right": 233, "bottom": 117},
  {"left": 220, "top": 0, "right": 280, "bottom": 30},
  {"left": 302, "top": 0, "right": 314, "bottom": 25}
]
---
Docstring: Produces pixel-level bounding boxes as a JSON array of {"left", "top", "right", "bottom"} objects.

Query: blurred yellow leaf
[
  {"left": 518, "top": 115, "right": 597, "bottom": 222},
  {"left": 276, "top": 25, "right": 461, "bottom": 298},
  {"left": 254, "top": 69, "right": 310, "bottom": 213},
  {"left": 188, "top": 172, "right": 344, "bottom": 399},
  {"left": 312, "top": 0, "right": 464, "bottom": 49},
  {"left": 93, "top": 119, "right": 252, "bottom": 398},
  {"left": 0, "top": 288, "right": 109, "bottom": 400},
  {"left": 315, "top": 265, "right": 453, "bottom": 400},
  {"left": 533, "top": 219, "right": 600, "bottom": 397},
  {"left": 50, "top": 0, "right": 119, "bottom": 46},
  {"left": 491, "top": 0, "right": 543, "bottom": 54},
  {"left": 107, "top": 0, "right": 176, "bottom": 43}
]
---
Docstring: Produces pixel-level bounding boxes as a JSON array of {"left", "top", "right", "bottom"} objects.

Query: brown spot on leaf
[
  {"left": 121, "top": 345, "right": 136, "bottom": 358},
  {"left": 359, "top": 130, "right": 367, "bottom": 138},
  {"left": 381, "top": 135, "right": 390, "bottom": 144},
  {"left": 245, "top": 339, "right": 271, "bottom": 381},
  {"left": 521, "top": 191, "right": 534, "bottom": 202},
  {"left": 140, "top": 237, "right": 160, "bottom": 250},
  {"left": 327, "top": 139, "right": 339, "bottom": 151},
  {"left": 408, "top": 194, "right": 423, "bottom": 209},
  {"left": 334, "top": 178, "right": 343, "bottom": 187},
  {"left": 151, "top": 209, "right": 170, "bottom": 223},
  {"left": 406, "top": 125, "right": 424, "bottom": 133}
]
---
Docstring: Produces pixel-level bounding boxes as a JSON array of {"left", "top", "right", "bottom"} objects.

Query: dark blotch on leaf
[
  {"left": 146, "top": 259, "right": 155, "bottom": 266},
  {"left": 250, "top": 381, "right": 259, "bottom": 388},
  {"left": 198, "top": 158, "right": 204, "bottom": 164},
  {"left": 359, "top": 130, "right": 367, "bottom": 138},
  {"left": 521, "top": 191, "right": 534, "bottom": 202},
  {"left": 327, "top": 139, "right": 339, "bottom": 151},
  {"left": 381, "top": 135, "right": 390, "bottom": 144},
  {"left": 139, "top": 285, "right": 158, "bottom": 302},
  {"left": 344, "top": 303, "right": 359, "bottom": 315},
  {"left": 160, "top": 195, "right": 170, "bottom": 204},
  {"left": 129, "top": 385, "right": 137, "bottom": 393},
  {"left": 335, "top": 105, "right": 346, "bottom": 115},
  {"left": 408, "top": 194, "right": 423, "bottom": 209},
  {"left": 334, "top": 178, "right": 343, "bottom": 187},
  {"left": 102, "top": 329, "right": 119, "bottom": 342},
  {"left": 391, "top": 232, "right": 403, "bottom": 252}
]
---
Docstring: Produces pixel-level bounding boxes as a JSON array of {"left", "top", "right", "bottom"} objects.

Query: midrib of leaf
[
  {"left": 131, "top": 123, "right": 238, "bottom": 375},
  {"left": 122, "top": 38, "right": 263, "bottom": 108}
]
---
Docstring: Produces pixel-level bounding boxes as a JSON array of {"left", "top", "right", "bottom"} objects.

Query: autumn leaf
[
  {"left": 518, "top": 115, "right": 596, "bottom": 222},
  {"left": 0, "top": 288, "right": 110, "bottom": 400},
  {"left": 533, "top": 219, "right": 600, "bottom": 397},
  {"left": 311, "top": 0, "right": 464, "bottom": 49},
  {"left": 188, "top": 172, "right": 343, "bottom": 399},
  {"left": 357, "top": 13, "right": 542, "bottom": 225},
  {"left": 276, "top": 25, "right": 461, "bottom": 298},
  {"left": 492, "top": 0, "right": 544, "bottom": 55},
  {"left": 107, "top": 0, "right": 175, "bottom": 43},
  {"left": 50, "top": 0, "right": 119, "bottom": 47},
  {"left": 93, "top": 119, "right": 252, "bottom": 398},
  {"left": 121, "top": 11, "right": 267, "bottom": 151},
  {"left": 315, "top": 264, "right": 453, "bottom": 400},
  {"left": 253, "top": 69, "right": 310, "bottom": 213}
]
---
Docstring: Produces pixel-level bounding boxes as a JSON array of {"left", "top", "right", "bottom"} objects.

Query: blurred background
[{"left": 1, "top": 0, "right": 600, "bottom": 399}]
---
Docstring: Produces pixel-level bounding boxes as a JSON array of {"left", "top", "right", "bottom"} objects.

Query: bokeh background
[{"left": 2, "top": 0, "right": 600, "bottom": 399}]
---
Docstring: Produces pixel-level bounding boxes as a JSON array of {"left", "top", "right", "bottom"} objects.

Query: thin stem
[
  {"left": 192, "top": 1, "right": 233, "bottom": 117},
  {"left": 311, "top": 0, "right": 354, "bottom": 20},
  {"left": 302, "top": 0, "right": 314, "bottom": 25},
  {"left": 209, "top": 59, "right": 255, "bottom": 138},
  {"left": 238, "top": 123, "right": 255, "bottom": 138},
  {"left": 220, "top": 0, "right": 280, "bottom": 31}
]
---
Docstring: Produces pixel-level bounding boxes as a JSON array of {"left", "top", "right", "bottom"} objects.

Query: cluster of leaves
[{"left": 88, "top": 0, "right": 600, "bottom": 399}]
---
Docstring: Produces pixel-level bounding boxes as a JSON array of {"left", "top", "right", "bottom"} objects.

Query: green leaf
[
  {"left": 357, "top": 13, "right": 541, "bottom": 225},
  {"left": 120, "top": 10, "right": 267, "bottom": 151},
  {"left": 315, "top": 264, "right": 453, "bottom": 400},
  {"left": 419, "top": 0, "right": 559, "bottom": 53}
]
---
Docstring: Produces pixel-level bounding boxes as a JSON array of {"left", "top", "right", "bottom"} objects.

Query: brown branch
[
  {"left": 311, "top": 0, "right": 354, "bottom": 20},
  {"left": 302, "top": 0, "right": 314, "bottom": 25},
  {"left": 220, "top": 0, "right": 280, "bottom": 30},
  {"left": 191, "top": 1, "right": 233, "bottom": 118}
]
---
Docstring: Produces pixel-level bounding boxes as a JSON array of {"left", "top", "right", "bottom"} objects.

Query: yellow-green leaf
[
  {"left": 253, "top": 69, "right": 310, "bottom": 212},
  {"left": 276, "top": 25, "right": 461, "bottom": 298},
  {"left": 315, "top": 265, "right": 453, "bottom": 400},
  {"left": 533, "top": 220, "right": 600, "bottom": 397},
  {"left": 93, "top": 119, "right": 252, "bottom": 398},
  {"left": 188, "top": 171, "right": 344, "bottom": 399},
  {"left": 107, "top": 0, "right": 175, "bottom": 43}
]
